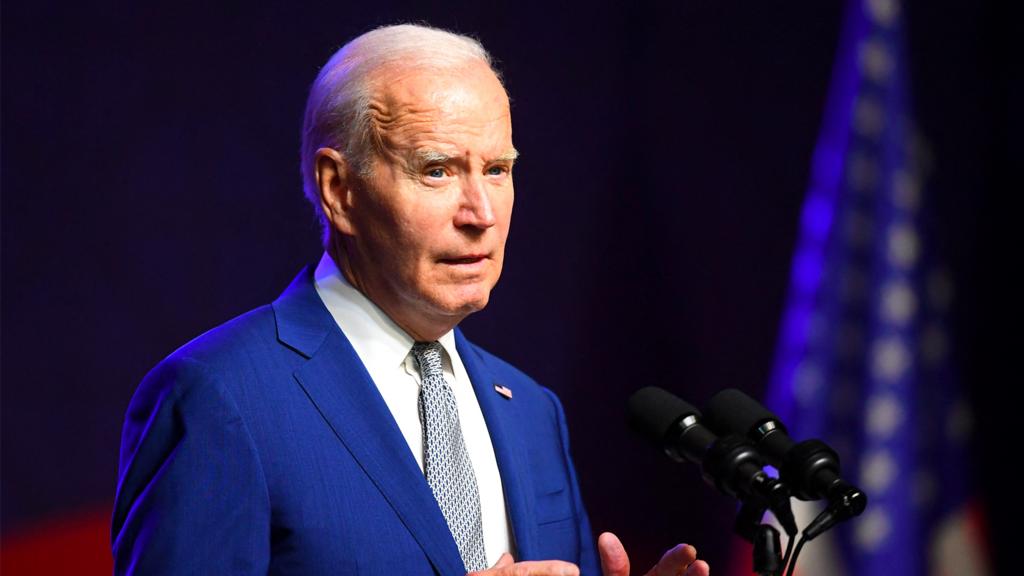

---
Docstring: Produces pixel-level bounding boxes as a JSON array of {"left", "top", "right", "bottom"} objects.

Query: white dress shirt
[{"left": 313, "top": 252, "right": 512, "bottom": 567}]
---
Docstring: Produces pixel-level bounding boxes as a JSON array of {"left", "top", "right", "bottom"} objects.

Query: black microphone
[
  {"left": 628, "top": 386, "right": 797, "bottom": 536},
  {"left": 702, "top": 388, "right": 867, "bottom": 535}
]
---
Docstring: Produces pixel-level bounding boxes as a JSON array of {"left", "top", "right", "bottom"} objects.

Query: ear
[{"left": 315, "top": 147, "right": 358, "bottom": 236}]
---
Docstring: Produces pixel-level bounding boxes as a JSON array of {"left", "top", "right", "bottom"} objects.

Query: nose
[{"left": 454, "top": 175, "right": 497, "bottom": 230}]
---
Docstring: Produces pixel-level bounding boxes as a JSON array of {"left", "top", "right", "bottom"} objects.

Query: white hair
[{"left": 300, "top": 24, "right": 499, "bottom": 244}]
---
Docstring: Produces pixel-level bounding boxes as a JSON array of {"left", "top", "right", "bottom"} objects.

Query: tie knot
[{"left": 411, "top": 341, "right": 445, "bottom": 376}]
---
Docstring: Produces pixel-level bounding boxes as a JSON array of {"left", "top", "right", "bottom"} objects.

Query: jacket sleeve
[
  {"left": 542, "top": 387, "right": 600, "bottom": 576},
  {"left": 111, "top": 357, "right": 270, "bottom": 574}
]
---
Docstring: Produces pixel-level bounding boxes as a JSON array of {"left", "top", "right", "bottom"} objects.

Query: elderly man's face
[{"left": 329, "top": 61, "right": 515, "bottom": 340}]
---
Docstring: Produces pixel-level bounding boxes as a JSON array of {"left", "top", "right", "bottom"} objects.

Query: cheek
[
  {"left": 495, "top": 192, "right": 514, "bottom": 242},
  {"left": 359, "top": 199, "right": 421, "bottom": 260},
  {"left": 393, "top": 220, "right": 443, "bottom": 278},
  {"left": 498, "top": 184, "right": 514, "bottom": 220}
]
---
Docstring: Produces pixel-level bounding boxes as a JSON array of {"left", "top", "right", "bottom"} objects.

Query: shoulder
[
  {"left": 161, "top": 304, "right": 280, "bottom": 372},
  {"left": 126, "top": 263, "right": 327, "bottom": 429},
  {"left": 128, "top": 302, "right": 275, "bottom": 385},
  {"left": 124, "top": 304, "right": 285, "bottom": 436},
  {"left": 140, "top": 298, "right": 306, "bottom": 393}
]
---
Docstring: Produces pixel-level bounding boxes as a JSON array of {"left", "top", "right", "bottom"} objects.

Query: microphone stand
[
  {"left": 736, "top": 502, "right": 782, "bottom": 576},
  {"left": 702, "top": 435, "right": 798, "bottom": 576},
  {"left": 732, "top": 477, "right": 798, "bottom": 576}
]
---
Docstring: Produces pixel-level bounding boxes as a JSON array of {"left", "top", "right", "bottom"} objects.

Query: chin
[
  {"left": 451, "top": 294, "right": 490, "bottom": 315},
  {"left": 439, "top": 285, "right": 492, "bottom": 317}
]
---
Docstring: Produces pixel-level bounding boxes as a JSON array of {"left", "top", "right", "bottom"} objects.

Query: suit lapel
[
  {"left": 455, "top": 330, "right": 539, "bottom": 561},
  {"left": 273, "top": 268, "right": 466, "bottom": 575}
]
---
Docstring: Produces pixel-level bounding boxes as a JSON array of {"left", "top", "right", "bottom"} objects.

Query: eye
[
  {"left": 486, "top": 165, "right": 509, "bottom": 176},
  {"left": 426, "top": 167, "right": 446, "bottom": 178}
]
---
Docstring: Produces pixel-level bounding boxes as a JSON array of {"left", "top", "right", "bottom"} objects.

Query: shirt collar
[{"left": 313, "top": 252, "right": 458, "bottom": 371}]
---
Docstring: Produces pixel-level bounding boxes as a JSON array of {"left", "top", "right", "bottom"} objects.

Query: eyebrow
[
  {"left": 414, "top": 149, "right": 452, "bottom": 165},
  {"left": 493, "top": 149, "right": 520, "bottom": 163},
  {"left": 412, "top": 148, "right": 519, "bottom": 166}
]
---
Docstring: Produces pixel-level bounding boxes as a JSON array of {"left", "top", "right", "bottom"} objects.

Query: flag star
[
  {"left": 854, "top": 96, "right": 886, "bottom": 137},
  {"left": 880, "top": 279, "right": 917, "bottom": 326},
  {"left": 855, "top": 507, "right": 893, "bottom": 551},
  {"left": 886, "top": 223, "right": 920, "bottom": 269},
  {"left": 871, "top": 336, "right": 912, "bottom": 382},
  {"left": 858, "top": 37, "right": 895, "bottom": 83},
  {"left": 866, "top": 0, "right": 900, "bottom": 27},
  {"left": 866, "top": 393, "right": 904, "bottom": 439},
  {"left": 860, "top": 449, "right": 898, "bottom": 493}
]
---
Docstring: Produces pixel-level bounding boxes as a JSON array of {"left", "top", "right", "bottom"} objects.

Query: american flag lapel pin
[{"left": 493, "top": 383, "right": 513, "bottom": 400}]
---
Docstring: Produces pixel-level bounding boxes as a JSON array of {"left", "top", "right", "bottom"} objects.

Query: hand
[
  {"left": 598, "top": 532, "right": 710, "bottom": 576},
  {"left": 469, "top": 552, "right": 579, "bottom": 576}
]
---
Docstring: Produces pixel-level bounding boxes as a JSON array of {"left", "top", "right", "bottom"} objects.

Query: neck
[{"left": 326, "top": 239, "right": 458, "bottom": 342}]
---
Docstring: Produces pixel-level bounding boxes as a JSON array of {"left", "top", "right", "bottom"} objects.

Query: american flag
[{"left": 758, "top": 0, "right": 990, "bottom": 574}]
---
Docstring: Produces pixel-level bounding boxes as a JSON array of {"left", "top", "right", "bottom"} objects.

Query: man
[{"left": 112, "top": 24, "right": 709, "bottom": 576}]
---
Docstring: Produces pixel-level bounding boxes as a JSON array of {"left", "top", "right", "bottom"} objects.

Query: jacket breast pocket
[
  {"left": 533, "top": 483, "right": 580, "bottom": 561},
  {"left": 534, "top": 484, "right": 575, "bottom": 525}
]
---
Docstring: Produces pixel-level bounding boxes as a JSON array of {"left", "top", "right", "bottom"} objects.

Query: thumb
[
  {"left": 468, "top": 553, "right": 513, "bottom": 574},
  {"left": 598, "top": 532, "right": 630, "bottom": 576}
]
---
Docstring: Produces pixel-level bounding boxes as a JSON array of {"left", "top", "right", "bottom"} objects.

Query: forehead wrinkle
[
  {"left": 368, "top": 77, "right": 509, "bottom": 135},
  {"left": 367, "top": 98, "right": 439, "bottom": 163},
  {"left": 374, "top": 117, "right": 512, "bottom": 167},
  {"left": 365, "top": 69, "right": 514, "bottom": 167},
  {"left": 367, "top": 96, "right": 433, "bottom": 139}
]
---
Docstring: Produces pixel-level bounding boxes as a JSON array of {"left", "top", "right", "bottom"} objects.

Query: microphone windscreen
[
  {"left": 627, "top": 386, "right": 701, "bottom": 445},
  {"left": 703, "top": 388, "right": 781, "bottom": 436}
]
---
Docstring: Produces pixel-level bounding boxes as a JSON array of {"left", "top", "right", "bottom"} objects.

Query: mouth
[
  {"left": 436, "top": 253, "right": 491, "bottom": 268},
  {"left": 439, "top": 254, "right": 489, "bottom": 266}
]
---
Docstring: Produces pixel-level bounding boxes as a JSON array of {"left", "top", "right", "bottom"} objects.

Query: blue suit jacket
[{"left": 112, "top": 267, "right": 599, "bottom": 575}]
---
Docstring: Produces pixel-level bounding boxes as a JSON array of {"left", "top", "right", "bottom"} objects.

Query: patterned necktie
[{"left": 411, "top": 341, "right": 488, "bottom": 572}]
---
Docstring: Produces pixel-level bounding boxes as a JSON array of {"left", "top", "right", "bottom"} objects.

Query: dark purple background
[{"left": 2, "top": 0, "right": 1011, "bottom": 571}]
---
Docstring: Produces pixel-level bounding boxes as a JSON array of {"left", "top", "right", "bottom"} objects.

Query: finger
[
  {"left": 597, "top": 532, "right": 630, "bottom": 576},
  {"left": 648, "top": 544, "right": 698, "bottom": 576},
  {"left": 468, "top": 553, "right": 514, "bottom": 575},
  {"left": 683, "top": 559, "right": 710, "bottom": 576},
  {"left": 493, "top": 553, "right": 515, "bottom": 569}
]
